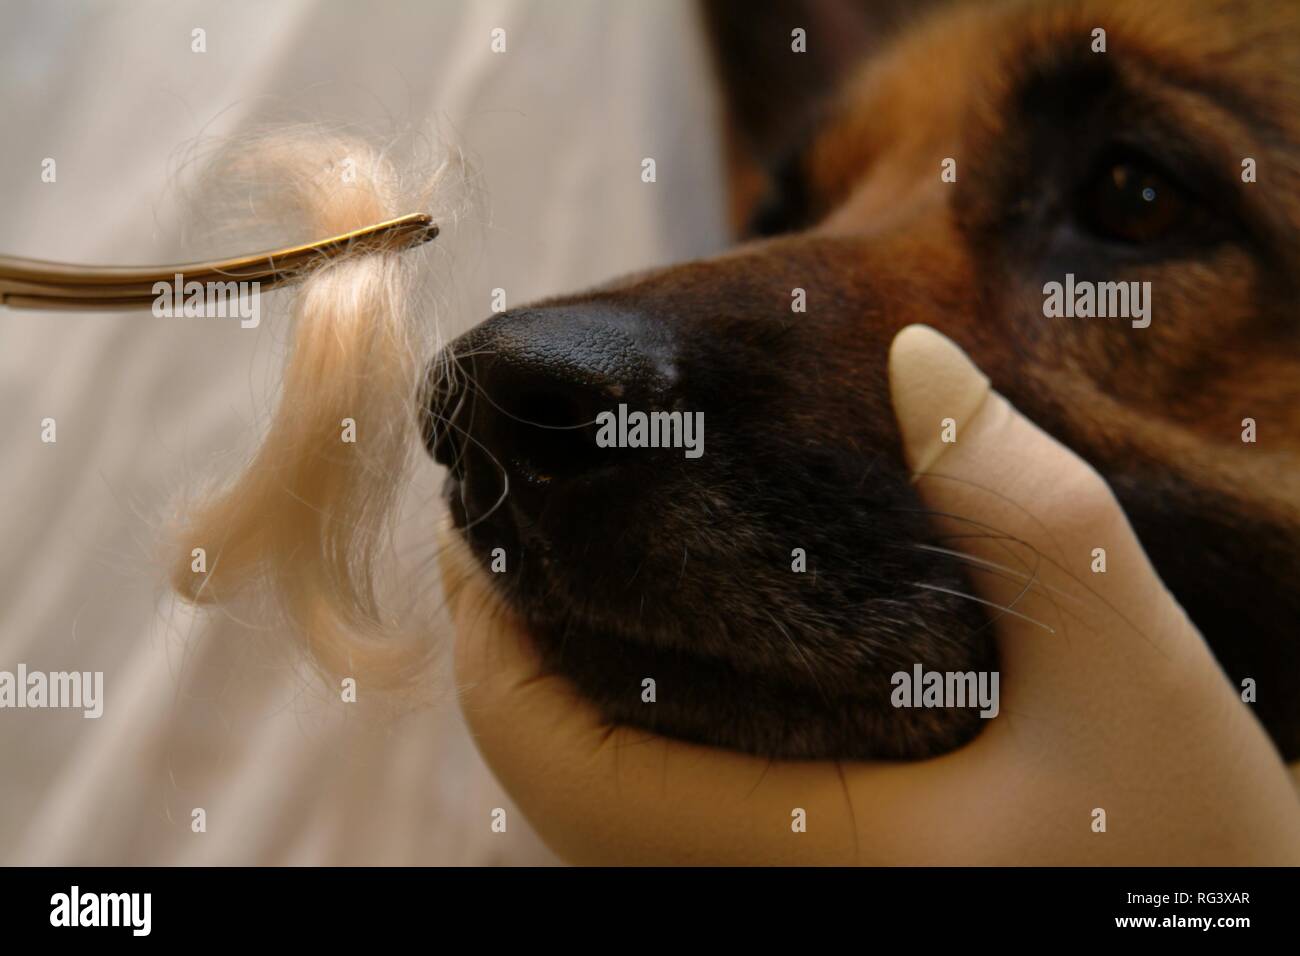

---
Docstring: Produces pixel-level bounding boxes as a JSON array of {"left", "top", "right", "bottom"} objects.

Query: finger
[{"left": 888, "top": 324, "right": 1211, "bottom": 715}]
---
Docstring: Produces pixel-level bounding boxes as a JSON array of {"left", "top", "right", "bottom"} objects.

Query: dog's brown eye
[{"left": 1076, "top": 158, "right": 1193, "bottom": 243}]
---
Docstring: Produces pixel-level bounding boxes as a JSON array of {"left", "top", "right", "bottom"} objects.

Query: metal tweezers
[{"left": 0, "top": 212, "right": 438, "bottom": 311}]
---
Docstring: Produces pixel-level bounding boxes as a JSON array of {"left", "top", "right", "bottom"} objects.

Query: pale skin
[{"left": 440, "top": 324, "right": 1300, "bottom": 865}]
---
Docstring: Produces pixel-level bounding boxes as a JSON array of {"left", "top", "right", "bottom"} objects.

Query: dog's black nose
[{"left": 426, "top": 304, "right": 677, "bottom": 500}]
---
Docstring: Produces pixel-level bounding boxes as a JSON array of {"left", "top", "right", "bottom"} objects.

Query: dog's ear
[{"left": 701, "top": 0, "right": 949, "bottom": 232}]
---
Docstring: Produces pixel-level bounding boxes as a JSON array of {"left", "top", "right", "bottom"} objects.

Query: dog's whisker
[
  {"left": 891, "top": 504, "right": 1163, "bottom": 655},
  {"left": 910, "top": 581, "right": 1057, "bottom": 634},
  {"left": 439, "top": 357, "right": 603, "bottom": 431},
  {"left": 900, "top": 542, "right": 1085, "bottom": 604},
  {"left": 901, "top": 539, "right": 1107, "bottom": 643},
  {"left": 763, "top": 609, "right": 832, "bottom": 709},
  {"left": 443, "top": 419, "right": 512, "bottom": 533}
]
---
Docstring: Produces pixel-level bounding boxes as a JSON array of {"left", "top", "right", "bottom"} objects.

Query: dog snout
[{"left": 427, "top": 304, "right": 678, "bottom": 509}]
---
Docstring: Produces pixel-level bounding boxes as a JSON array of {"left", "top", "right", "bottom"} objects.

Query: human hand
[{"left": 441, "top": 324, "right": 1300, "bottom": 865}]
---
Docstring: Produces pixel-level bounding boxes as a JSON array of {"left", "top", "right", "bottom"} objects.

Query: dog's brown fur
[
  {"left": 434, "top": 0, "right": 1300, "bottom": 760},
  {"left": 717, "top": 0, "right": 1300, "bottom": 757}
]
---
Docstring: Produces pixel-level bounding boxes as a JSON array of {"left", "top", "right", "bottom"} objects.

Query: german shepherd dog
[{"left": 428, "top": 0, "right": 1300, "bottom": 762}]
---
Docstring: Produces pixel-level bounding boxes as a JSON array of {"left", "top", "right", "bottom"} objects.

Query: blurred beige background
[{"left": 0, "top": 0, "right": 727, "bottom": 864}]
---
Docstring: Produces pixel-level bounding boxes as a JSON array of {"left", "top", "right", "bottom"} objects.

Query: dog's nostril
[
  {"left": 498, "top": 385, "right": 604, "bottom": 482},
  {"left": 427, "top": 419, "right": 462, "bottom": 475},
  {"left": 425, "top": 382, "right": 467, "bottom": 476},
  {"left": 424, "top": 357, "right": 616, "bottom": 485}
]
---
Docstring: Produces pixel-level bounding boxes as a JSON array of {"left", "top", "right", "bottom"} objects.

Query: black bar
[{"left": 0, "top": 866, "right": 1288, "bottom": 941}]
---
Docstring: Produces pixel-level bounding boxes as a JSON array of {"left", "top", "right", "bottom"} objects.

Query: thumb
[{"left": 888, "top": 324, "right": 1205, "bottom": 707}]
